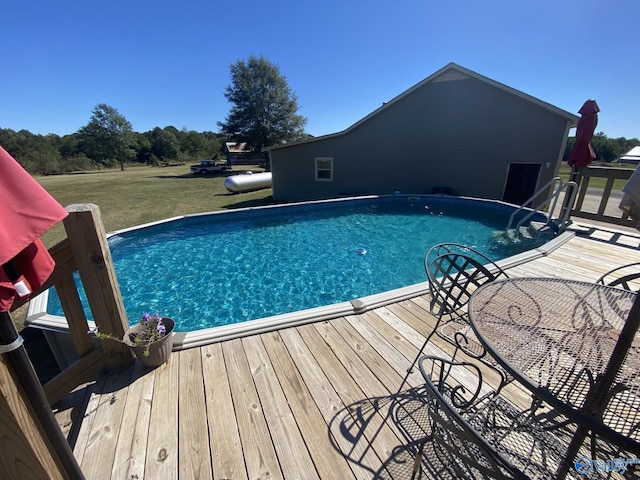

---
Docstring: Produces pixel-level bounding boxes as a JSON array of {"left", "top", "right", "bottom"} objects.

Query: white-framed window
[{"left": 315, "top": 157, "right": 333, "bottom": 181}]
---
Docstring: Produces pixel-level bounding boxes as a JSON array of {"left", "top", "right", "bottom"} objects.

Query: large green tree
[
  {"left": 218, "top": 55, "right": 307, "bottom": 151},
  {"left": 149, "top": 127, "right": 179, "bottom": 160},
  {"left": 78, "top": 104, "right": 135, "bottom": 170},
  {"left": 591, "top": 132, "right": 622, "bottom": 163}
]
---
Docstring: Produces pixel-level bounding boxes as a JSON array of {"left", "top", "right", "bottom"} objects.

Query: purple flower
[{"left": 87, "top": 311, "right": 170, "bottom": 356}]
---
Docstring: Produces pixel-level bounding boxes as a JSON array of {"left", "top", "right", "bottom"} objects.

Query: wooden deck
[{"left": 53, "top": 224, "right": 640, "bottom": 479}]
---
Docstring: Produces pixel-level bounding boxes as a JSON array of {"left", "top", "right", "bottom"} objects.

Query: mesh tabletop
[{"left": 469, "top": 277, "right": 640, "bottom": 451}]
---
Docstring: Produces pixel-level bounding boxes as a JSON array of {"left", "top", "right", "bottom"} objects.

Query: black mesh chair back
[
  {"left": 397, "top": 243, "right": 510, "bottom": 395},
  {"left": 425, "top": 243, "right": 509, "bottom": 320},
  {"left": 596, "top": 262, "right": 640, "bottom": 291}
]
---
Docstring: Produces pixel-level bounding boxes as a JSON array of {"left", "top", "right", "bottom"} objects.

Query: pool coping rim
[{"left": 26, "top": 194, "right": 574, "bottom": 351}]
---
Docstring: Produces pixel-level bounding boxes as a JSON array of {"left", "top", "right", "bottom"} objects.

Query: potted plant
[{"left": 89, "top": 312, "right": 174, "bottom": 368}]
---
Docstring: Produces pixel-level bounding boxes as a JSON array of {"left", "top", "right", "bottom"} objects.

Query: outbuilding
[{"left": 265, "top": 62, "right": 579, "bottom": 204}]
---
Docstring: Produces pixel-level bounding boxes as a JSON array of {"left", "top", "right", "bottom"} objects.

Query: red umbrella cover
[
  {"left": 0, "top": 145, "right": 68, "bottom": 310},
  {"left": 0, "top": 238, "right": 56, "bottom": 311},
  {"left": 567, "top": 99, "right": 600, "bottom": 168}
]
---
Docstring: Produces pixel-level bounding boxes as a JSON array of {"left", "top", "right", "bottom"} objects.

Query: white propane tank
[{"left": 224, "top": 172, "right": 273, "bottom": 193}]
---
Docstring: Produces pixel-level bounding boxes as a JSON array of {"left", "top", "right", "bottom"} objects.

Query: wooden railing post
[
  {"left": 54, "top": 274, "right": 94, "bottom": 357},
  {"left": 63, "top": 204, "right": 133, "bottom": 368},
  {"left": 0, "top": 356, "right": 68, "bottom": 479}
]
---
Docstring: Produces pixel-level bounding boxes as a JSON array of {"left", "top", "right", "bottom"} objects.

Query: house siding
[{"left": 270, "top": 71, "right": 573, "bottom": 203}]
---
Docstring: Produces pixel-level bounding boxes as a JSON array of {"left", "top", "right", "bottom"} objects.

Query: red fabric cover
[
  {"left": 0, "top": 145, "right": 68, "bottom": 311},
  {"left": 567, "top": 99, "right": 600, "bottom": 168},
  {"left": 0, "top": 239, "right": 56, "bottom": 311},
  {"left": 0, "top": 145, "right": 68, "bottom": 265}
]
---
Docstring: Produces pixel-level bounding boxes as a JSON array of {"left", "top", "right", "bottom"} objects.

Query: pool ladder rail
[{"left": 506, "top": 177, "right": 578, "bottom": 239}]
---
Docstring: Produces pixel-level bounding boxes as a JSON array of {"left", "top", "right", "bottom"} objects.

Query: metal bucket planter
[{"left": 126, "top": 317, "right": 174, "bottom": 368}]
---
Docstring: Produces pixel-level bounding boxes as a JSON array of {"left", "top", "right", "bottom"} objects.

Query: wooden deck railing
[
  {"left": 571, "top": 165, "right": 636, "bottom": 228},
  {"left": 11, "top": 203, "right": 134, "bottom": 405}
]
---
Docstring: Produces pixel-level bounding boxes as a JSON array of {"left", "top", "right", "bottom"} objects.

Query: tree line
[
  {"left": 564, "top": 133, "right": 638, "bottom": 164},
  {"left": 0, "top": 122, "right": 225, "bottom": 175}
]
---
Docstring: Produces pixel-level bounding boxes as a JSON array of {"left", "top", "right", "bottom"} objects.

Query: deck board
[
  {"left": 243, "top": 334, "right": 319, "bottom": 480},
  {"left": 111, "top": 362, "right": 154, "bottom": 479},
  {"left": 178, "top": 347, "right": 212, "bottom": 479},
  {"left": 312, "top": 318, "right": 430, "bottom": 478},
  {"left": 296, "top": 324, "right": 385, "bottom": 479},
  {"left": 276, "top": 327, "right": 370, "bottom": 479},
  {"left": 54, "top": 225, "right": 640, "bottom": 479},
  {"left": 144, "top": 354, "right": 179, "bottom": 479},
  {"left": 261, "top": 330, "right": 356, "bottom": 480},
  {"left": 81, "top": 367, "right": 134, "bottom": 479},
  {"left": 69, "top": 379, "right": 98, "bottom": 468},
  {"left": 201, "top": 343, "right": 246, "bottom": 480},
  {"left": 223, "top": 339, "right": 281, "bottom": 479}
]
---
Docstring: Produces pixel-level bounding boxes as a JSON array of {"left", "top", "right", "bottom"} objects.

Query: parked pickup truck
[{"left": 190, "top": 159, "right": 231, "bottom": 175}]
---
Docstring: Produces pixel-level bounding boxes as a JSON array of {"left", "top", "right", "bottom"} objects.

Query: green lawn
[
  {"left": 558, "top": 163, "right": 635, "bottom": 190},
  {"left": 36, "top": 164, "right": 275, "bottom": 248}
]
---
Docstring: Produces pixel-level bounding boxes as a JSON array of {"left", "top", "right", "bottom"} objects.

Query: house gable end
[
  {"left": 350, "top": 62, "right": 579, "bottom": 132},
  {"left": 265, "top": 62, "right": 578, "bottom": 153}
]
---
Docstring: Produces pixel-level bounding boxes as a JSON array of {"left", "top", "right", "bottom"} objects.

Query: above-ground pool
[{"left": 38, "top": 195, "right": 557, "bottom": 346}]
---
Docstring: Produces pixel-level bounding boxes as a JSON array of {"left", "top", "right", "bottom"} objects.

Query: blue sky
[{"left": 2, "top": 0, "right": 638, "bottom": 140}]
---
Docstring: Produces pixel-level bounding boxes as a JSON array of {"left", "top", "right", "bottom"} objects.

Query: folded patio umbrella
[
  {"left": 567, "top": 99, "right": 600, "bottom": 168},
  {"left": 0, "top": 145, "right": 67, "bottom": 311},
  {"left": 561, "top": 100, "right": 600, "bottom": 220}
]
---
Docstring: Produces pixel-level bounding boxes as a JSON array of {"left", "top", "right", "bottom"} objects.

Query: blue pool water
[{"left": 47, "top": 196, "right": 545, "bottom": 332}]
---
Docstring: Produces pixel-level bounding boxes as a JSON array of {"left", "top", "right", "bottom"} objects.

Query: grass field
[
  {"left": 558, "top": 163, "right": 635, "bottom": 190},
  {"left": 35, "top": 164, "right": 275, "bottom": 248}
]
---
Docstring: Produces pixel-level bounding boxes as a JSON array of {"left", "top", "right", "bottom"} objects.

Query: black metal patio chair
[
  {"left": 424, "top": 243, "right": 510, "bottom": 362},
  {"left": 392, "top": 355, "right": 578, "bottom": 479},
  {"left": 596, "top": 262, "right": 640, "bottom": 291},
  {"left": 397, "top": 243, "right": 510, "bottom": 395}
]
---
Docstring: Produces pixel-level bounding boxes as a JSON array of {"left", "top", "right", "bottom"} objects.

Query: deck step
[{"left": 529, "top": 221, "right": 559, "bottom": 237}]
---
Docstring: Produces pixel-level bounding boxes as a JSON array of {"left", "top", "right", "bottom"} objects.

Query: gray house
[{"left": 265, "top": 63, "right": 579, "bottom": 204}]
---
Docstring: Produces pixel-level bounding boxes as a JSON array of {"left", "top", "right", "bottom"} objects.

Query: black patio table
[{"left": 468, "top": 277, "right": 640, "bottom": 478}]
